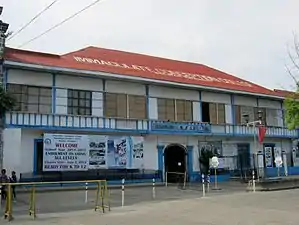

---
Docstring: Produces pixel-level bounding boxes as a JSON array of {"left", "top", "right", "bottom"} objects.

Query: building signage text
[{"left": 73, "top": 56, "right": 252, "bottom": 87}]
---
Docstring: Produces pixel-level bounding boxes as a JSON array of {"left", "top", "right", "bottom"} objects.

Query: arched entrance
[{"left": 164, "top": 144, "right": 187, "bottom": 183}]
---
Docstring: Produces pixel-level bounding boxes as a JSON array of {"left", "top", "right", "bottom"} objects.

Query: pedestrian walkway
[{"left": 8, "top": 189, "right": 299, "bottom": 224}]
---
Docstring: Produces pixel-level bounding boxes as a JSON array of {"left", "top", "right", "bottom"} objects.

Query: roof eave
[{"left": 4, "top": 60, "right": 285, "bottom": 100}]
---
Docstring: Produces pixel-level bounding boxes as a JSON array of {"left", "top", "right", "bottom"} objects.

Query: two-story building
[{"left": 2, "top": 46, "right": 298, "bottom": 182}]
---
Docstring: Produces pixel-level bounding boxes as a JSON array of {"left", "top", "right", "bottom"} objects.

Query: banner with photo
[
  {"left": 43, "top": 134, "right": 89, "bottom": 171},
  {"left": 43, "top": 134, "right": 145, "bottom": 171},
  {"left": 88, "top": 135, "right": 107, "bottom": 169}
]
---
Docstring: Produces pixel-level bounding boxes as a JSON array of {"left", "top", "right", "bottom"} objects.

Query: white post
[
  {"left": 85, "top": 182, "right": 88, "bottom": 203},
  {"left": 0, "top": 185, "right": 2, "bottom": 208},
  {"left": 201, "top": 174, "right": 205, "bottom": 197},
  {"left": 214, "top": 169, "right": 218, "bottom": 189},
  {"left": 252, "top": 170, "right": 256, "bottom": 193},
  {"left": 121, "top": 178, "right": 125, "bottom": 207},
  {"left": 165, "top": 172, "right": 168, "bottom": 187},
  {"left": 152, "top": 178, "right": 156, "bottom": 199},
  {"left": 207, "top": 173, "right": 210, "bottom": 193}
]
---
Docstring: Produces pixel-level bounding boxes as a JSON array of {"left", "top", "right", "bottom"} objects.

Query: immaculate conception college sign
[{"left": 73, "top": 56, "right": 252, "bottom": 87}]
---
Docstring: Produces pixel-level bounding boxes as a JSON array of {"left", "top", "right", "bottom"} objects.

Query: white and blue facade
[{"left": 2, "top": 58, "right": 299, "bottom": 183}]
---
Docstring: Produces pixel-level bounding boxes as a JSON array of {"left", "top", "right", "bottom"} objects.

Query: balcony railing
[{"left": 5, "top": 112, "right": 298, "bottom": 138}]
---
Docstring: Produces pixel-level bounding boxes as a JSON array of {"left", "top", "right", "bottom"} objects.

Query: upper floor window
[
  {"left": 202, "top": 102, "right": 225, "bottom": 124},
  {"left": 234, "top": 106, "right": 267, "bottom": 125},
  {"left": 157, "top": 98, "right": 193, "bottom": 121},
  {"left": 176, "top": 99, "right": 193, "bottom": 121},
  {"left": 67, "top": 89, "right": 92, "bottom": 116},
  {"left": 7, "top": 84, "right": 52, "bottom": 113},
  {"left": 104, "top": 93, "right": 146, "bottom": 119}
]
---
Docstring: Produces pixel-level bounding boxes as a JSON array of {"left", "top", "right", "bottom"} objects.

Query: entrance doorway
[
  {"left": 237, "top": 144, "right": 250, "bottom": 180},
  {"left": 164, "top": 144, "right": 187, "bottom": 182}
]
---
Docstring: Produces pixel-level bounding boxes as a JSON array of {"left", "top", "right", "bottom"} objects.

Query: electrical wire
[
  {"left": 7, "top": 0, "right": 59, "bottom": 41},
  {"left": 18, "top": 0, "right": 102, "bottom": 48}
]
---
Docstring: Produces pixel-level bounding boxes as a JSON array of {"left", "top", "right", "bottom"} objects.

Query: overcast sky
[{"left": 2, "top": 0, "right": 299, "bottom": 90}]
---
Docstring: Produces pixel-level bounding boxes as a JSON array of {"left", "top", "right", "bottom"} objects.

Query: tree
[
  {"left": 0, "top": 86, "right": 15, "bottom": 116},
  {"left": 198, "top": 146, "right": 215, "bottom": 175},
  {"left": 284, "top": 34, "right": 299, "bottom": 130}
]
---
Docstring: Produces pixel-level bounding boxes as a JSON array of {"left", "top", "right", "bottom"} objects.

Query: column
[{"left": 187, "top": 145, "right": 194, "bottom": 181}]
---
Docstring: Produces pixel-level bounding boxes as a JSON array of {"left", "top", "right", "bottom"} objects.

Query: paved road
[
  {"left": 7, "top": 187, "right": 299, "bottom": 225},
  {"left": 0, "top": 181, "right": 247, "bottom": 217}
]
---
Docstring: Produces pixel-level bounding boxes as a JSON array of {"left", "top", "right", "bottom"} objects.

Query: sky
[{"left": 1, "top": 0, "right": 299, "bottom": 91}]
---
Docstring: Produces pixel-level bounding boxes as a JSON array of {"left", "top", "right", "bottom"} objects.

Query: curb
[{"left": 16, "top": 182, "right": 165, "bottom": 194}]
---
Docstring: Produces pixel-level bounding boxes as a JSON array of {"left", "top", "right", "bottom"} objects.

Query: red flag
[{"left": 258, "top": 126, "right": 267, "bottom": 143}]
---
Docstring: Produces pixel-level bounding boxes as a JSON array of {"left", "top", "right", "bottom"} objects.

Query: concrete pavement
[
  {"left": 7, "top": 188, "right": 299, "bottom": 225},
  {"left": 1, "top": 181, "right": 247, "bottom": 217}
]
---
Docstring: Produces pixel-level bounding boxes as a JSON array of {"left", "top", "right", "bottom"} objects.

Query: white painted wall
[
  {"left": 234, "top": 95, "right": 257, "bottom": 107},
  {"left": 149, "top": 85, "right": 199, "bottom": 100},
  {"left": 149, "top": 98, "right": 158, "bottom": 119},
  {"left": 258, "top": 99, "right": 281, "bottom": 109},
  {"left": 3, "top": 128, "right": 22, "bottom": 174},
  {"left": 201, "top": 91, "right": 231, "bottom": 104},
  {"left": 106, "top": 80, "right": 145, "bottom": 95},
  {"left": 7, "top": 69, "right": 52, "bottom": 86},
  {"left": 193, "top": 102, "right": 201, "bottom": 121},
  {"left": 225, "top": 105, "right": 232, "bottom": 123},
  {"left": 56, "top": 75, "right": 103, "bottom": 91}
]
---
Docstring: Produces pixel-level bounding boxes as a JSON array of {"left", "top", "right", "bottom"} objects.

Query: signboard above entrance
[{"left": 151, "top": 121, "right": 211, "bottom": 133}]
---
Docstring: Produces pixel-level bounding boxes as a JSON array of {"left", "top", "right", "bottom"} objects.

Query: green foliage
[{"left": 0, "top": 86, "right": 15, "bottom": 115}]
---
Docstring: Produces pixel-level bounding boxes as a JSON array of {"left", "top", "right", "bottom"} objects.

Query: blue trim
[
  {"left": 145, "top": 85, "right": 149, "bottom": 119},
  {"left": 198, "top": 91, "right": 202, "bottom": 121},
  {"left": 157, "top": 145, "right": 164, "bottom": 178},
  {"left": 128, "top": 136, "right": 133, "bottom": 168},
  {"left": 103, "top": 79, "right": 106, "bottom": 91},
  {"left": 231, "top": 94, "right": 235, "bottom": 124},
  {"left": 52, "top": 74, "right": 56, "bottom": 114},
  {"left": 281, "top": 101, "right": 285, "bottom": 127},
  {"left": 3, "top": 68, "right": 8, "bottom": 90},
  {"left": 33, "top": 139, "right": 43, "bottom": 175},
  {"left": 186, "top": 146, "right": 193, "bottom": 181}
]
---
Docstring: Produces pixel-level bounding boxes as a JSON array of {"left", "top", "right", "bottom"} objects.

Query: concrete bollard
[
  {"left": 152, "top": 178, "right": 156, "bottom": 199},
  {"left": 85, "top": 182, "right": 88, "bottom": 203},
  {"left": 201, "top": 174, "right": 205, "bottom": 197},
  {"left": 121, "top": 178, "right": 125, "bottom": 207},
  {"left": 252, "top": 170, "right": 256, "bottom": 193}
]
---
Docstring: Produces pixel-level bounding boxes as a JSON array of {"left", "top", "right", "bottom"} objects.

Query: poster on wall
[
  {"left": 43, "top": 134, "right": 145, "bottom": 171},
  {"left": 131, "top": 136, "right": 144, "bottom": 169},
  {"left": 88, "top": 135, "right": 107, "bottom": 169},
  {"left": 264, "top": 147, "right": 273, "bottom": 168},
  {"left": 43, "top": 134, "right": 89, "bottom": 171},
  {"left": 107, "top": 136, "right": 129, "bottom": 168}
]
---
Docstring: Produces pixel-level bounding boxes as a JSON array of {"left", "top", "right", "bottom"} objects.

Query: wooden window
[
  {"left": 207, "top": 102, "right": 226, "bottom": 124},
  {"left": 217, "top": 103, "right": 225, "bottom": 124},
  {"left": 128, "top": 95, "right": 146, "bottom": 119},
  {"left": 176, "top": 100, "right": 193, "bottom": 121},
  {"left": 104, "top": 93, "right": 127, "bottom": 118},
  {"left": 157, "top": 98, "right": 175, "bottom": 121},
  {"left": 67, "top": 89, "right": 92, "bottom": 116},
  {"left": 7, "top": 84, "right": 52, "bottom": 113}
]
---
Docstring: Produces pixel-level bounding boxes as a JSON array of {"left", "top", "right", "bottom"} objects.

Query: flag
[{"left": 258, "top": 126, "right": 267, "bottom": 143}]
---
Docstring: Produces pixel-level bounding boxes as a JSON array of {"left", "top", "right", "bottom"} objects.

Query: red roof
[
  {"left": 274, "top": 89, "right": 298, "bottom": 98},
  {"left": 5, "top": 46, "right": 277, "bottom": 96}
]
